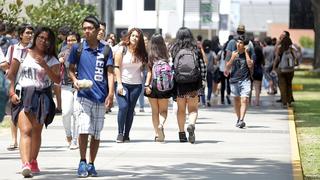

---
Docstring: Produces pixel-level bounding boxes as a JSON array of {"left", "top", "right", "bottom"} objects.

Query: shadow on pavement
[{"left": 32, "top": 158, "right": 291, "bottom": 180}]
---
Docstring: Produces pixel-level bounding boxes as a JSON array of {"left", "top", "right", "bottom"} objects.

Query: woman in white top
[
  {"left": 8, "top": 27, "right": 60, "bottom": 178},
  {"left": 2, "top": 24, "right": 34, "bottom": 151},
  {"left": 114, "top": 28, "right": 148, "bottom": 143}
]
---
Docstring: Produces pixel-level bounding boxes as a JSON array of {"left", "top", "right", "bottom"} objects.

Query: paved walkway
[{"left": 0, "top": 93, "right": 295, "bottom": 179}]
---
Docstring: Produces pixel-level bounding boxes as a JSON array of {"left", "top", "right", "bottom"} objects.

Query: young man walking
[
  {"left": 224, "top": 35, "right": 253, "bottom": 128},
  {"left": 68, "top": 15, "right": 114, "bottom": 177}
]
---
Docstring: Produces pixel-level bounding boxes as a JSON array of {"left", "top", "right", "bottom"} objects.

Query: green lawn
[{"left": 293, "top": 70, "right": 320, "bottom": 179}]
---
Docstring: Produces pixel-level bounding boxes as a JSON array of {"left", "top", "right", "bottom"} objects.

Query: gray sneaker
[
  {"left": 116, "top": 134, "right": 124, "bottom": 143},
  {"left": 187, "top": 124, "right": 195, "bottom": 144},
  {"left": 235, "top": 120, "right": 240, "bottom": 127}
]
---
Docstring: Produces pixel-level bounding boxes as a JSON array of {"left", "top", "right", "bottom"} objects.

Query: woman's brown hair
[{"left": 121, "top": 28, "right": 148, "bottom": 64}]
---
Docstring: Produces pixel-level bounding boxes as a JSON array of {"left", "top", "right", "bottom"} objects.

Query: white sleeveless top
[{"left": 120, "top": 48, "right": 142, "bottom": 84}]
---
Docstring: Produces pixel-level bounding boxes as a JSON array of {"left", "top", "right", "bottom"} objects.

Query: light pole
[
  {"left": 156, "top": 0, "right": 160, "bottom": 33},
  {"left": 182, "top": 0, "right": 186, "bottom": 27}
]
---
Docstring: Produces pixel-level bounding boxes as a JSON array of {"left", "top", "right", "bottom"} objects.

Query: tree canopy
[{"left": 0, "top": 0, "right": 97, "bottom": 33}]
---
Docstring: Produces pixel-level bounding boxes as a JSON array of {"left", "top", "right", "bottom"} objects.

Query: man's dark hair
[
  {"left": 283, "top": 31, "right": 290, "bottom": 37},
  {"left": 196, "top": 35, "right": 202, "bottom": 42},
  {"left": 99, "top": 21, "right": 106, "bottom": 28},
  {"left": 18, "top": 24, "right": 34, "bottom": 40},
  {"left": 83, "top": 15, "right": 100, "bottom": 29},
  {"left": 237, "top": 35, "right": 249, "bottom": 46},
  {"left": 58, "top": 25, "right": 71, "bottom": 36},
  {"left": 271, "top": 37, "right": 277, "bottom": 46},
  {"left": 264, "top": 36, "right": 272, "bottom": 46}
]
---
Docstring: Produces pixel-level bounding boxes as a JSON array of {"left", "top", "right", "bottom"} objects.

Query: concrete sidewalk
[{"left": 0, "top": 94, "right": 295, "bottom": 180}]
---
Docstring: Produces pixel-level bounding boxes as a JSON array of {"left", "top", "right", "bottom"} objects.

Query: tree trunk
[{"left": 311, "top": 0, "right": 320, "bottom": 69}]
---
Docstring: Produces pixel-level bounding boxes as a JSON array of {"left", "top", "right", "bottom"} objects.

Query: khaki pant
[{"left": 278, "top": 71, "right": 294, "bottom": 105}]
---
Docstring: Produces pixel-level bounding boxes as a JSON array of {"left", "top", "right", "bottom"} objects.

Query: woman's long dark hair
[
  {"left": 30, "top": 26, "right": 57, "bottom": 58},
  {"left": 121, "top": 27, "right": 148, "bottom": 64},
  {"left": 279, "top": 35, "right": 292, "bottom": 54},
  {"left": 147, "top": 34, "right": 169, "bottom": 69},
  {"left": 170, "top": 27, "right": 197, "bottom": 58},
  {"left": 202, "top": 39, "right": 211, "bottom": 54}
]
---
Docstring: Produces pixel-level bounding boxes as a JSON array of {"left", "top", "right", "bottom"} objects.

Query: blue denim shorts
[{"left": 230, "top": 79, "right": 251, "bottom": 97}]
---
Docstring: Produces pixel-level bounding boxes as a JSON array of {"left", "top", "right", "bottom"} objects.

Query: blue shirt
[{"left": 68, "top": 40, "right": 113, "bottom": 103}]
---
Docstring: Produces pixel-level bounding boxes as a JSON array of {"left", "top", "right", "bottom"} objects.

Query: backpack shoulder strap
[
  {"left": 9, "top": 45, "right": 14, "bottom": 65},
  {"left": 103, "top": 45, "right": 111, "bottom": 61},
  {"left": 76, "top": 42, "right": 83, "bottom": 63},
  {"left": 122, "top": 45, "right": 127, "bottom": 56}
]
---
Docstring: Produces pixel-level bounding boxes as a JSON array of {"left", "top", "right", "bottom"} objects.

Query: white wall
[{"left": 114, "top": 0, "right": 184, "bottom": 37}]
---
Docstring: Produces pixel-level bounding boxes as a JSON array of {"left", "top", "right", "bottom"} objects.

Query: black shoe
[
  {"left": 226, "top": 96, "right": 231, "bottom": 104},
  {"left": 282, "top": 104, "right": 288, "bottom": 109},
  {"left": 179, "top": 132, "right": 187, "bottom": 142},
  {"left": 124, "top": 136, "right": 130, "bottom": 143},
  {"left": 238, "top": 120, "right": 246, "bottom": 128},
  {"left": 276, "top": 99, "right": 282, "bottom": 103},
  {"left": 187, "top": 124, "right": 195, "bottom": 144},
  {"left": 206, "top": 102, "right": 211, "bottom": 107},
  {"left": 221, "top": 101, "right": 225, "bottom": 105}
]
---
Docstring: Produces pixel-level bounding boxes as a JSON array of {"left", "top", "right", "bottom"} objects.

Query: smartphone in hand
[{"left": 15, "top": 84, "right": 22, "bottom": 99}]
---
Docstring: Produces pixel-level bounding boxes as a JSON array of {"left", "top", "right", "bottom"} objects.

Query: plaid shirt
[{"left": 198, "top": 52, "right": 207, "bottom": 82}]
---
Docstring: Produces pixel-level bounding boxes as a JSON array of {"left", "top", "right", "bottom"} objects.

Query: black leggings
[{"left": 219, "top": 71, "right": 231, "bottom": 102}]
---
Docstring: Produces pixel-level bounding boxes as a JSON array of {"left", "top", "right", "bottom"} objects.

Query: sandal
[{"left": 7, "top": 144, "right": 18, "bottom": 151}]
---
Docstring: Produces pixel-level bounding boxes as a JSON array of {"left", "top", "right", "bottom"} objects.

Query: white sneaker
[{"left": 69, "top": 143, "right": 78, "bottom": 150}]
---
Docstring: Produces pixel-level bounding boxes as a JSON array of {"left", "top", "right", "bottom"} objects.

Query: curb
[{"left": 288, "top": 106, "right": 304, "bottom": 180}]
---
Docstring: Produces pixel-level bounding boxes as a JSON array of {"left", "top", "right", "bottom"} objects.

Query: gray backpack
[
  {"left": 279, "top": 49, "right": 295, "bottom": 72},
  {"left": 174, "top": 49, "right": 201, "bottom": 83}
]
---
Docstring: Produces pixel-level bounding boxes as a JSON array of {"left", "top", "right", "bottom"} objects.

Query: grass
[
  {"left": 0, "top": 116, "right": 11, "bottom": 128},
  {"left": 293, "top": 70, "right": 320, "bottom": 179}
]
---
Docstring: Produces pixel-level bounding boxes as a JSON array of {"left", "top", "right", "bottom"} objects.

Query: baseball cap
[{"left": 237, "top": 24, "right": 246, "bottom": 33}]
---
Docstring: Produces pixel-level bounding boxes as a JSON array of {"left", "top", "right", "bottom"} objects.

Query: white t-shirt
[
  {"left": 118, "top": 47, "right": 142, "bottom": 84},
  {"left": 14, "top": 50, "right": 59, "bottom": 89},
  {"left": 5, "top": 43, "right": 30, "bottom": 64},
  {"left": 218, "top": 50, "right": 226, "bottom": 72},
  {"left": 0, "top": 49, "right": 4, "bottom": 64}
]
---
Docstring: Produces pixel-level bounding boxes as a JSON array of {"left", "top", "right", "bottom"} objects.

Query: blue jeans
[
  {"left": 115, "top": 83, "right": 142, "bottom": 138},
  {"left": 206, "top": 71, "right": 213, "bottom": 101},
  {"left": 138, "top": 70, "right": 147, "bottom": 109}
]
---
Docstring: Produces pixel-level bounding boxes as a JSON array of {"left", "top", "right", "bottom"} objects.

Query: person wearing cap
[
  {"left": 225, "top": 24, "right": 255, "bottom": 61},
  {"left": 68, "top": 15, "right": 114, "bottom": 177},
  {"left": 224, "top": 26, "right": 254, "bottom": 128}
]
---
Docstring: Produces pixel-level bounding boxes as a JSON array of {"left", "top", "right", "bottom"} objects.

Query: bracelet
[
  {"left": 144, "top": 84, "right": 150, "bottom": 87},
  {"left": 114, "top": 65, "right": 120, "bottom": 69}
]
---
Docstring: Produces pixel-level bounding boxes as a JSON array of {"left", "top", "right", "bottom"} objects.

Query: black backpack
[{"left": 173, "top": 49, "right": 201, "bottom": 83}]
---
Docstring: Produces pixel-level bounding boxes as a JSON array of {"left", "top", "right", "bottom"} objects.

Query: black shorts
[{"left": 144, "top": 86, "right": 172, "bottom": 99}]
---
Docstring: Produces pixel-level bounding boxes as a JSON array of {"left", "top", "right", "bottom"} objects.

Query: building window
[
  {"left": 116, "top": 0, "right": 123, "bottom": 10},
  {"left": 144, "top": 0, "right": 155, "bottom": 11}
]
